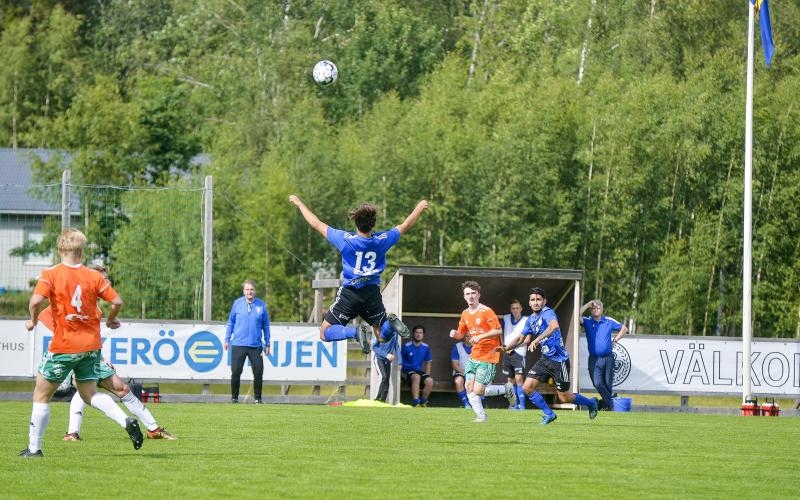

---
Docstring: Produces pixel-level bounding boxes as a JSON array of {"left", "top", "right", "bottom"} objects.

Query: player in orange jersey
[
  {"left": 36, "top": 265, "right": 175, "bottom": 442},
  {"left": 449, "top": 280, "right": 503, "bottom": 422},
  {"left": 18, "top": 228, "right": 143, "bottom": 458}
]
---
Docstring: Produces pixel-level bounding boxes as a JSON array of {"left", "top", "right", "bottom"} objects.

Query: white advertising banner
[
  {"left": 1, "top": 320, "right": 346, "bottom": 382},
  {"left": 0, "top": 321, "right": 33, "bottom": 376},
  {"left": 579, "top": 335, "right": 800, "bottom": 396}
]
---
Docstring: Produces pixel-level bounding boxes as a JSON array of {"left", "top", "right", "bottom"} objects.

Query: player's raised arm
[
  {"left": 289, "top": 195, "right": 329, "bottom": 238},
  {"left": 395, "top": 200, "right": 428, "bottom": 235},
  {"left": 495, "top": 333, "right": 524, "bottom": 353}
]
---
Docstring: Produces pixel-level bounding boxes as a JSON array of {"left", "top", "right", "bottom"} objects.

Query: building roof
[
  {"left": 0, "top": 148, "right": 73, "bottom": 215},
  {"left": 390, "top": 265, "right": 583, "bottom": 315}
]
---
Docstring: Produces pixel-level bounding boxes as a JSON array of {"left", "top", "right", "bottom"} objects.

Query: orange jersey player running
[
  {"left": 19, "top": 228, "right": 144, "bottom": 459},
  {"left": 449, "top": 280, "right": 503, "bottom": 423},
  {"left": 37, "top": 265, "right": 175, "bottom": 443}
]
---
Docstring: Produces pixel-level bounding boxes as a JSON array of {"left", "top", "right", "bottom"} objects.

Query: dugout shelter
[{"left": 371, "top": 265, "right": 584, "bottom": 405}]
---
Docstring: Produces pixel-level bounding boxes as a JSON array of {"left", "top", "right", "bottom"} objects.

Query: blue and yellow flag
[{"left": 751, "top": 0, "right": 775, "bottom": 66}]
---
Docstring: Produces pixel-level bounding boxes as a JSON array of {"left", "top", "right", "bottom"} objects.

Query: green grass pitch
[{"left": 1, "top": 401, "right": 796, "bottom": 499}]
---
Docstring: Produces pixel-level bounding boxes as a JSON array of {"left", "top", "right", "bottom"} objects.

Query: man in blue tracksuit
[
  {"left": 225, "top": 280, "right": 271, "bottom": 404},
  {"left": 580, "top": 299, "right": 628, "bottom": 410}
]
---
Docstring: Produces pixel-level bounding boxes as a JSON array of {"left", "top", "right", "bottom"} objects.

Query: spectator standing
[
  {"left": 580, "top": 299, "right": 628, "bottom": 411},
  {"left": 225, "top": 280, "right": 271, "bottom": 404}
]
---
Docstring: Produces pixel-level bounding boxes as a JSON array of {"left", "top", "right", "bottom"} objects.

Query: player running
[
  {"left": 35, "top": 266, "right": 176, "bottom": 442},
  {"left": 449, "top": 281, "right": 503, "bottom": 423},
  {"left": 498, "top": 287, "right": 599, "bottom": 425},
  {"left": 19, "top": 228, "right": 143, "bottom": 458},
  {"left": 289, "top": 195, "right": 427, "bottom": 353}
]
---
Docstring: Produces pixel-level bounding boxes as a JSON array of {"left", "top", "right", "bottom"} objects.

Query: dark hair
[
  {"left": 349, "top": 203, "right": 378, "bottom": 233},
  {"left": 510, "top": 299, "right": 521, "bottom": 306},
  {"left": 462, "top": 280, "right": 481, "bottom": 292},
  {"left": 88, "top": 264, "right": 107, "bottom": 274},
  {"left": 412, "top": 325, "right": 425, "bottom": 334},
  {"left": 529, "top": 287, "right": 547, "bottom": 299}
]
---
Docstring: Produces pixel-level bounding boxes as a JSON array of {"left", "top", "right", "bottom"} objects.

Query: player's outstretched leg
[
  {"left": 356, "top": 323, "right": 371, "bottom": 354},
  {"left": 526, "top": 391, "right": 557, "bottom": 424},
  {"left": 64, "top": 391, "right": 85, "bottom": 441},
  {"left": 572, "top": 393, "right": 599, "bottom": 419},
  {"left": 125, "top": 417, "right": 144, "bottom": 449},
  {"left": 504, "top": 383, "right": 516, "bottom": 408},
  {"left": 540, "top": 413, "right": 558, "bottom": 425},
  {"left": 386, "top": 313, "right": 411, "bottom": 340}
]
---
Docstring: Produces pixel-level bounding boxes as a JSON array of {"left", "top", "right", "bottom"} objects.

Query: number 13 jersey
[
  {"left": 33, "top": 263, "right": 118, "bottom": 354},
  {"left": 326, "top": 227, "right": 400, "bottom": 288}
]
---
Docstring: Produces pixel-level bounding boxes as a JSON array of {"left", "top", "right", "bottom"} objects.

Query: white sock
[
  {"left": 90, "top": 393, "right": 128, "bottom": 428},
  {"left": 467, "top": 392, "right": 486, "bottom": 419},
  {"left": 484, "top": 385, "right": 504, "bottom": 396},
  {"left": 121, "top": 392, "right": 158, "bottom": 431},
  {"left": 28, "top": 402, "right": 50, "bottom": 453},
  {"left": 67, "top": 392, "right": 86, "bottom": 434}
]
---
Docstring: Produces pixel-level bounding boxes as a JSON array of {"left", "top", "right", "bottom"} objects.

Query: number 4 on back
[{"left": 71, "top": 285, "right": 83, "bottom": 312}]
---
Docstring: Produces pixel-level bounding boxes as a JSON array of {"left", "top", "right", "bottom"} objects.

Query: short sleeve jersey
[
  {"left": 326, "top": 227, "right": 401, "bottom": 288},
  {"left": 400, "top": 341, "right": 432, "bottom": 372},
  {"left": 457, "top": 304, "right": 502, "bottom": 364},
  {"left": 521, "top": 306, "right": 568, "bottom": 362},
  {"left": 34, "top": 263, "right": 118, "bottom": 354},
  {"left": 582, "top": 315, "right": 623, "bottom": 357}
]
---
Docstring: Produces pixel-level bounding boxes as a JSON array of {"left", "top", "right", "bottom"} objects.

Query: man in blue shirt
[
  {"left": 225, "top": 280, "right": 270, "bottom": 404},
  {"left": 581, "top": 299, "right": 628, "bottom": 411},
  {"left": 372, "top": 327, "right": 399, "bottom": 403},
  {"left": 499, "top": 287, "right": 598, "bottom": 425},
  {"left": 289, "top": 195, "right": 427, "bottom": 353},
  {"left": 400, "top": 325, "right": 434, "bottom": 407}
]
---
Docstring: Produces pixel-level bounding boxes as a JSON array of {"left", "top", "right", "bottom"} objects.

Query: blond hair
[{"left": 57, "top": 228, "right": 87, "bottom": 258}]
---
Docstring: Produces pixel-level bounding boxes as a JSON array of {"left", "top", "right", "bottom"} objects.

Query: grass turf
[{"left": 1, "top": 401, "right": 797, "bottom": 499}]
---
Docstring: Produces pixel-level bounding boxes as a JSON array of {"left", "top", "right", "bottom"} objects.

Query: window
[{"left": 24, "top": 228, "right": 53, "bottom": 266}]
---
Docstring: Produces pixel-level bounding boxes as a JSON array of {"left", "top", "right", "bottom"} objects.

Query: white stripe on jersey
[{"left": 503, "top": 314, "right": 528, "bottom": 356}]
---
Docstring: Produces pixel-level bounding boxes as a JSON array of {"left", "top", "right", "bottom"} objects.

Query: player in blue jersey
[
  {"left": 498, "top": 287, "right": 598, "bottom": 425},
  {"left": 289, "top": 195, "right": 428, "bottom": 353}
]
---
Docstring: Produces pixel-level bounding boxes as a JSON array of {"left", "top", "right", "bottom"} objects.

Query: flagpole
[{"left": 742, "top": 0, "right": 755, "bottom": 404}]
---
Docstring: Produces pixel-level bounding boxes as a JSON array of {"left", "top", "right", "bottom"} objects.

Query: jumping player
[
  {"left": 449, "top": 281, "right": 503, "bottom": 422},
  {"left": 289, "top": 195, "right": 427, "bottom": 353},
  {"left": 35, "top": 265, "right": 176, "bottom": 442},
  {"left": 498, "top": 287, "right": 599, "bottom": 425},
  {"left": 20, "top": 228, "right": 143, "bottom": 458}
]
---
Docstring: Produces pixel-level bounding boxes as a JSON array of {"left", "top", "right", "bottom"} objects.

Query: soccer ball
[{"left": 312, "top": 60, "right": 338, "bottom": 85}]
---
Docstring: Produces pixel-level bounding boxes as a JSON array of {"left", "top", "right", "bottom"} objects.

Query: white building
[{"left": 0, "top": 148, "right": 76, "bottom": 291}]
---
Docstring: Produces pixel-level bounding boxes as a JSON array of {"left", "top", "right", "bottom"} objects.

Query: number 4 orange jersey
[{"left": 33, "top": 263, "right": 118, "bottom": 354}]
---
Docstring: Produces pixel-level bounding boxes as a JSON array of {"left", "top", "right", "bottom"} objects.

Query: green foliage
[
  {"left": 108, "top": 182, "right": 204, "bottom": 320},
  {"left": 4, "top": 0, "right": 800, "bottom": 336}
]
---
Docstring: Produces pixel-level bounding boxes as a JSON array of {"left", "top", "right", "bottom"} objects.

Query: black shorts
[
  {"left": 324, "top": 285, "right": 387, "bottom": 327},
  {"left": 500, "top": 351, "right": 525, "bottom": 376},
  {"left": 527, "top": 356, "right": 571, "bottom": 392},
  {"left": 402, "top": 370, "right": 430, "bottom": 387}
]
